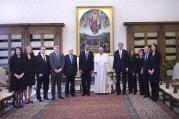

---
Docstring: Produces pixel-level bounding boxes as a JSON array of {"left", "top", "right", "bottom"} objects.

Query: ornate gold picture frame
[{"left": 77, "top": 6, "right": 114, "bottom": 55}]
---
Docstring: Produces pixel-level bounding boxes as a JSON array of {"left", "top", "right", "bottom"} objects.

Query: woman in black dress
[
  {"left": 24, "top": 46, "right": 36, "bottom": 103},
  {"left": 137, "top": 49, "right": 145, "bottom": 95},
  {"left": 148, "top": 43, "right": 161, "bottom": 101},
  {"left": 9, "top": 47, "right": 26, "bottom": 108},
  {"left": 128, "top": 49, "right": 138, "bottom": 94}
]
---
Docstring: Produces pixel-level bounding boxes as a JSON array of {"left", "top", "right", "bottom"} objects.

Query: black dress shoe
[
  {"left": 15, "top": 103, "right": 23, "bottom": 108},
  {"left": 51, "top": 97, "right": 55, "bottom": 100},
  {"left": 38, "top": 99, "right": 43, "bottom": 102},
  {"left": 87, "top": 93, "right": 90, "bottom": 96},
  {"left": 152, "top": 98, "right": 158, "bottom": 102},
  {"left": 58, "top": 96, "right": 64, "bottom": 99},
  {"left": 44, "top": 98, "right": 50, "bottom": 100},
  {"left": 143, "top": 95, "right": 149, "bottom": 98},
  {"left": 140, "top": 93, "right": 144, "bottom": 95},
  {"left": 19, "top": 105, "right": 23, "bottom": 108},
  {"left": 71, "top": 94, "right": 75, "bottom": 97},
  {"left": 14, "top": 105, "right": 20, "bottom": 108},
  {"left": 116, "top": 92, "right": 121, "bottom": 95}
]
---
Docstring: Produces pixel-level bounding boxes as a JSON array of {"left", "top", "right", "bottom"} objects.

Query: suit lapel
[
  {"left": 121, "top": 50, "right": 124, "bottom": 60},
  {"left": 117, "top": 50, "right": 121, "bottom": 60},
  {"left": 39, "top": 54, "right": 45, "bottom": 63},
  {"left": 54, "top": 52, "right": 59, "bottom": 61},
  {"left": 53, "top": 52, "right": 57, "bottom": 64}
]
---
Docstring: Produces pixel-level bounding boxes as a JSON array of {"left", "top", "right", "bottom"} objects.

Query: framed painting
[{"left": 77, "top": 6, "right": 114, "bottom": 55}]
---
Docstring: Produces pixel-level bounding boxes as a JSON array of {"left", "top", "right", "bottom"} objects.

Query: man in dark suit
[
  {"left": 143, "top": 45, "right": 151, "bottom": 98},
  {"left": 113, "top": 42, "right": 129, "bottom": 95},
  {"left": 49, "top": 45, "right": 65, "bottom": 100},
  {"left": 63, "top": 49, "right": 77, "bottom": 97},
  {"left": 36, "top": 47, "right": 50, "bottom": 102},
  {"left": 79, "top": 44, "right": 94, "bottom": 96}
]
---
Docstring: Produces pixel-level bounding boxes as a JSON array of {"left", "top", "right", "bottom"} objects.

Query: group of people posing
[
  {"left": 113, "top": 43, "right": 161, "bottom": 102},
  {"left": 97, "top": 42, "right": 161, "bottom": 102},
  {"left": 9, "top": 42, "right": 161, "bottom": 108}
]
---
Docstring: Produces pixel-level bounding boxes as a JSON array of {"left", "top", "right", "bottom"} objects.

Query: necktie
[
  {"left": 43, "top": 54, "right": 46, "bottom": 62},
  {"left": 70, "top": 55, "right": 73, "bottom": 64},
  {"left": 56, "top": 52, "right": 59, "bottom": 60},
  {"left": 85, "top": 52, "right": 88, "bottom": 60},
  {"left": 145, "top": 54, "right": 148, "bottom": 61}
]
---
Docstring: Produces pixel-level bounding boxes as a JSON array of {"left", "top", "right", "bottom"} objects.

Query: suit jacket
[
  {"left": 113, "top": 49, "right": 129, "bottom": 72},
  {"left": 63, "top": 54, "right": 77, "bottom": 76},
  {"left": 49, "top": 51, "right": 65, "bottom": 73},
  {"left": 9, "top": 54, "right": 26, "bottom": 76},
  {"left": 36, "top": 53, "right": 50, "bottom": 76},
  {"left": 148, "top": 52, "right": 161, "bottom": 82},
  {"left": 79, "top": 51, "right": 94, "bottom": 73}
]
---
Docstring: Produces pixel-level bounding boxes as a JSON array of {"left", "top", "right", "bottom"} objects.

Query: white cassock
[
  {"left": 172, "top": 63, "right": 179, "bottom": 80},
  {"left": 94, "top": 53, "right": 111, "bottom": 93}
]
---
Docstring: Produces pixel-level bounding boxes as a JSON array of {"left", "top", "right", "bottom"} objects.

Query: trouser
[
  {"left": 138, "top": 74, "right": 145, "bottom": 95},
  {"left": 143, "top": 73, "right": 150, "bottom": 96},
  {"left": 81, "top": 72, "right": 91, "bottom": 94},
  {"left": 36, "top": 74, "right": 49, "bottom": 100},
  {"left": 150, "top": 81, "right": 159, "bottom": 100},
  {"left": 116, "top": 72, "right": 126, "bottom": 93},
  {"left": 128, "top": 73, "right": 137, "bottom": 93},
  {"left": 51, "top": 72, "right": 62, "bottom": 98},
  {"left": 65, "top": 75, "right": 75, "bottom": 95}
]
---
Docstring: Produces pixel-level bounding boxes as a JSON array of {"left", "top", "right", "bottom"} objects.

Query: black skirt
[
  {"left": 10, "top": 75, "right": 26, "bottom": 92},
  {"left": 25, "top": 72, "right": 36, "bottom": 86}
]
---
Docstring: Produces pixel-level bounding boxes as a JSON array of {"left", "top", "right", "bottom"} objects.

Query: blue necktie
[
  {"left": 145, "top": 54, "right": 148, "bottom": 61},
  {"left": 70, "top": 55, "right": 73, "bottom": 64}
]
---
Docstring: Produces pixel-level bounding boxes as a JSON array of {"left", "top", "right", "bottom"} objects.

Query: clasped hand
[
  {"left": 148, "top": 69, "right": 154, "bottom": 75},
  {"left": 54, "top": 68, "right": 62, "bottom": 73},
  {"left": 14, "top": 73, "right": 24, "bottom": 79}
]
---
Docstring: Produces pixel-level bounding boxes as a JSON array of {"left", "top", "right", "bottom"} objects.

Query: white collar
[
  {"left": 55, "top": 51, "right": 59, "bottom": 54},
  {"left": 145, "top": 53, "right": 149, "bottom": 55},
  {"left": 119, "top": 49, "right": 123, "bottom": 51}
]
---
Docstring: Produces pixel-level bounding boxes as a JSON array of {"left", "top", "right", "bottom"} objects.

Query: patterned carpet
[
  {"left": 128, "top": 95, "right": 174, "bottom": 119},
  {"left": 2, "top": 94, "right": 179, "bottom": 119},
  {"left": 2, "top": 100, "right": 50, "bottom": 119},
  {"left": 33, "top": 94, "right": 132, "bottom": 119}
]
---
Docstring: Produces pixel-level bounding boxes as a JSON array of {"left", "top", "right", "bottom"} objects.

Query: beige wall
[{"left": 0, "top": 0, "right": 179, "bottom": 69}]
